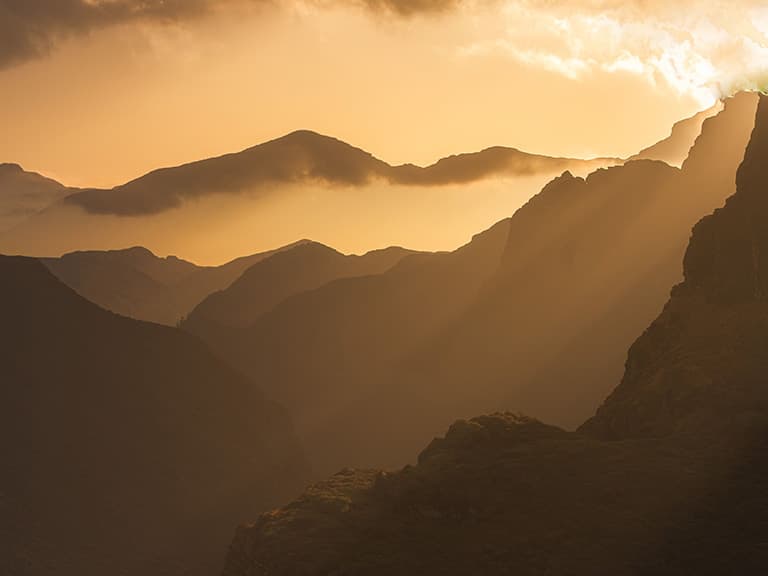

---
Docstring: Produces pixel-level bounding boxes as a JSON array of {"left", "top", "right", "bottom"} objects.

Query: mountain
[
  {"left": 630, "top": 103, "right": 721, "bottom": 165},
  {"left": 41, "top": 241, "right": 308, "bottom": 325},
  {"left": 0, "top": 256, "right": 309, "bottom": 576},
  {"left": 188, "top": 93, "right": 759, "bottom": 476},
  {"left": 63, "top": 131, "right": 617, "bottom": 217},
  {"left": 0, "top": 163, "right": 72, "bottom": 232},
  {"left": 183, "top": 243, "right": 416, "bottom": 331},
  {"left": 0, "top": 132, "right": 617, "bottom": 264},
  {"left": 220, "top": 93, "right": 768, "bottom": 576},
  {"left": 184, "top": 217, "right": 513, "bottom": 475}
]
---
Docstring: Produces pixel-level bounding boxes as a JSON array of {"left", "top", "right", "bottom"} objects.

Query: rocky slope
[
  {"left": 0, "top": 257, "right": 309, "bottom": 576},
  {"left": 220, "top": 94, "right": 768, "bottom": 576}
]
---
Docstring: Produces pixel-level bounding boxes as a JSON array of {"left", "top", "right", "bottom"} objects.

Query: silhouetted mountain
[
  {"left": 629, "top": 103, "right": 720, "bottom": 165},
  {"left": 61, "top": 130, "right": 617, "bottom": 217},
  {"left": 221, "top": 94, "right": 768, "bottom": 576},
  {"left": 185, "top": 218, "right": 513, "bottom": 475},
  {"left": 584, "top": 92, "right": 768, "bottom": 441},
  {"left": 183, "top": 243, "right": 416, "bottom": 331},
  {"left": 190, "top": 93, "right": 759, "bottom": 476},
  {"left": 41, "top": 241, "right": 308, "bottom": 325},
  {"left": 0, "top": 163, "right": 72, "bottom": 232},
  {"left": 0, "top": 256, "right": 309, "bottom": 576}
]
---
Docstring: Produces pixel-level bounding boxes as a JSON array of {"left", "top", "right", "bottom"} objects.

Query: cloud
[
  {"left": 0, "top": 0, "right": 246, "bottom": 68},
  {"left": 3, "top": 0, "right": 768, "bottom": 105},
  {"left": 463, "top": 1, "right": 768, "bottom": 104},
  {"left": 353, "top": 0, "right": 462, "bottom": 16},
  {"left": 0, "top": 0, "right": 465, "bottom": 68}
]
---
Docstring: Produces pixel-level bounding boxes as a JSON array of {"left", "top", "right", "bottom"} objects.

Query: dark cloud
[
  {"left": 355, "top": 0, "right": 461, "bottom": 16},
  {"left": 0, "top": 0, "right": 221, "bottom": 68},
  {"left": 0, "top": 0, "right": 475, "bottom": 68}
]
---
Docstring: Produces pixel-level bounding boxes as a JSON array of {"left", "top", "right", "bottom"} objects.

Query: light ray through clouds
[{"left": 461, "top": 0, "right": 768, "bottom": 105}]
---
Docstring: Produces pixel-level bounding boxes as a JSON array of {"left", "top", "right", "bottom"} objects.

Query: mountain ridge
[
  {"left": 42, "top": 240, "right": 311, "bottom": 325},
  {"left": 62, "top": 129, "right": 621, "bottom": 216}
]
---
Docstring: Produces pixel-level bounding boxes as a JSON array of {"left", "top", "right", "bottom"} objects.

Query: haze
[{"left": 5, "top": 0, "right": 764, "bottom": 189}]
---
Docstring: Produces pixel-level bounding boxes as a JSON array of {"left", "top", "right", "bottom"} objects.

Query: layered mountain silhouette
[
  {"left": 42, "top": 241, "right": 309, "bottom": 325},
  {"left": 183, "top": 243, "right": 416, "bottom": 331},
  {"left": 0, "top": 257, "right": 309, "bottom": 576},
  {"left": 221, "top": 93, "right": 768, "bottom": 576},
  {"left": 63, "top": 131, "right": 617, "bottom": 217},
  {"left": 0, "top": 163, "right": 73, "bottom": 232},
  {"left": 0, "top": 130, "right": 622, "bottom": 263},
  {"left": 184, "top": 216, "right": 514, "bottom": 472},
  {"left": 187, "top": 92, "right": 759, "bottom": 476}
]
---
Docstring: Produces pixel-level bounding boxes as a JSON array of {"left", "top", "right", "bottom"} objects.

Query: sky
[{"left": 1, "top": 0, "right": 767, "bottom": 188}]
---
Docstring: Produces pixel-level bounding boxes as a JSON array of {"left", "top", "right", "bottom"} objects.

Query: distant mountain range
[
  {"left": 0, "top": 257, "right": 308, "bottom": 576},
  {"left": 183, "top": 243, "right": 417, "bottom": 331},
  {"left": 220, "top": 93, "right": 768, "bottom": 576},
  {"left": 41, "top": 241, "right": 309, "bottom": 325},
  {"left": 0, "top": 112, "right": 705, "bottom": 262},
  {"left": 64, "top": 130, "right": 618, "bottom": 216}
]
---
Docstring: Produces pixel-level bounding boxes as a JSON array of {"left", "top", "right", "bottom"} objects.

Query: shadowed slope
[
  {"left": 221, "top": 94, "right": 768, "bottom": 576},
  {"left": 0, "top": 257, "right": 309, "bottom": 576}
]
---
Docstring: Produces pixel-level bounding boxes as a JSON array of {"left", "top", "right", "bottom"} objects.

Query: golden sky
[{"left": 1, "top": 0, "right": 766, "bottom": 188}]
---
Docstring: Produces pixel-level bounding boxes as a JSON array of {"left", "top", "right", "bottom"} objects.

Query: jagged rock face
[
  {"left": 685, "top": 98, "right": 768, "bottom": 303},
  {"left": 585, "top": 95, "right": 768, "bottom": 440}
]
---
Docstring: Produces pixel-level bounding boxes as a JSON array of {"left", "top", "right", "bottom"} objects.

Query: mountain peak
[{"left": 0, "top": 162, "right": 23, "bottom": 173}]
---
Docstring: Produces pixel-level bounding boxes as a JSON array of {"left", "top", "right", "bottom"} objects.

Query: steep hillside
[
  {"left": 221, "top": 93, "right": 768, "bottom": 576},
  {"left": 0, "top": 257, "right": 309, "bottom": 576}
]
